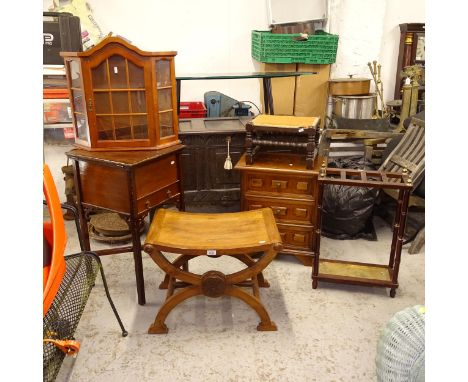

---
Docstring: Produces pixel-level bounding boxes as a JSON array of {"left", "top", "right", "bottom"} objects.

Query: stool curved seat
[
  {"left": 145, "top": 208, "right": 282, "bottom": 254},
  {"left": 144, "top": 207, "right": 283, "bottom": 333}
]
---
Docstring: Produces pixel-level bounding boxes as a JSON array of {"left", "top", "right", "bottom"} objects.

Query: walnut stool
[
  {"left": 143, "top": 208, "right": 283, "bottom": 333},
  {"left": 245, "top": 115, "right": 320, "bottom": 169}
]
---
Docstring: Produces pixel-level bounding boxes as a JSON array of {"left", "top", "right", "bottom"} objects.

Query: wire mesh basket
[
  {"left": 43, "top": 255, "right": 99, "bottom": 382},
  {"left": 376, "top": 305, "right": 425, "bottom": 382}
]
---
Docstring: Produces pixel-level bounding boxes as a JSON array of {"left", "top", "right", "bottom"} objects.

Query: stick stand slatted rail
[{"left": 312, "top": 162, "right": 412, "bottom": 297}]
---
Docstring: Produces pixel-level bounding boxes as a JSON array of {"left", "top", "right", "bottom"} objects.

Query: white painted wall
[
  {"left": 44, "top": 0, "right": 424, "bottom": 107},
  {"left": 327, "top": 0, "right": 387, "bottom": 81},
  {"left": 327, "top": 0, "right": 425, "bottom": 103}
]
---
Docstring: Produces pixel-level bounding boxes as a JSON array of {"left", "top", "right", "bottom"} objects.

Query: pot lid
[{"left": 334, "top": 93, "right": 377, "bottom": 99}]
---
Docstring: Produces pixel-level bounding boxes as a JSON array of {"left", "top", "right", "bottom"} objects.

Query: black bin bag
[{"left": 322, "top": 156, "right": 379, "bottom": 240}]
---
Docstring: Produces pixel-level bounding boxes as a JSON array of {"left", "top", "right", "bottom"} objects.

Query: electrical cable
[{"left": 237, "top": 100, "right": 262, "bottom": 115}]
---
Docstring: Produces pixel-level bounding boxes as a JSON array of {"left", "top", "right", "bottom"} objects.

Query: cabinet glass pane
[
  {"left": 75, "top": 114, "right": 89, "bottom": 141},
  {"left": 94, "top": 92, "right": 111, "bottom": 114},
  {"left": 114, "top": 116, "right": 132, "bottom": 140},
  {"left": 111, "top": 91, "right": 130, "bottom": 113},
  {"left": 132, "top": 115, "right": 148, "bottom": 139},
  {"left": 130, "top": 91, "right": 146, "bottom": 113},
  {"left": 159, "top": 111, "right": 174, "bottom": 137},
  {"left": 128, "top": 61, "right": 145, "bottom": 88},
  {"left": 69, "top": 60, "right": 82, "bottom": 88},
  {"left": 72, "top": 90, "right": 85, "bottom": 114},
  {"left": 109, "top": 55, "right": 127, "bottom": 89},
  {"left": 158, "top": 88, "right": 172, "bottom": 111},
  {"left": 96, "top": 116, "right": 114, "bottom": 140},
  {"left": 156, "top": 60, "right": 171, "bottom": 87},
  {"left": 91, "top": 61, "right": 109, "bottom": 89}
]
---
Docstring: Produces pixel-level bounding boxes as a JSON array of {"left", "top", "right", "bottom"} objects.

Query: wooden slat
[
  {"left": 319, "top": 168, "right": 412, "bottom": 189},
  {"left": 390, "top": 155, "right": 418, "bottom": 172}
]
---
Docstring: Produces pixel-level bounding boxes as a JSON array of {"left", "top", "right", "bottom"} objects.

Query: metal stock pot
[{"left": 332, "top": 94, "right": 377, "bottom": 119}]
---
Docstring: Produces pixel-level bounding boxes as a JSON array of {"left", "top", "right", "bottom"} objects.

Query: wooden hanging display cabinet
[{"left": 61, "top": 36, "right": 180, "bottom": 151}]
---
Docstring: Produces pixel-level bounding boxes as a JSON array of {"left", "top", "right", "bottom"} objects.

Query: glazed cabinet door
[
  {"left": 64, "top": 58, "right": 90, "bottom": 147},
  {"left": 85, "top": 51, "right": 154, "bottom": 149},
  {"left": 154, "top": 58, "right": 179, "bottom": 148}
]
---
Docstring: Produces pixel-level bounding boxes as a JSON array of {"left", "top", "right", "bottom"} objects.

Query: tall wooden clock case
[{"left": 61, "top": 36, "right": 180, "bottom": 151}]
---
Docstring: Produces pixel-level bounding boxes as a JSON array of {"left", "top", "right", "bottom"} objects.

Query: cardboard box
[{"left": 260, "top": 63, "right": 331, "bottom": 128}]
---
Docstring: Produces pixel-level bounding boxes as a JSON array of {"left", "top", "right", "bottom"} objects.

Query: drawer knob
[
  {"left": 166, "top": 190, "right": 172, "bottom": 197},
  {"left": 145, "top": 200, "right": 150, "bottom": 208},
  {"left": 272, "top": 180, "right": 287, "bottom": 190}
]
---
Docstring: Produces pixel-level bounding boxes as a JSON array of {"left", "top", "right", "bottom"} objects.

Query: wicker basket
[{"left": 375, "top": 305, "right": 425, "bottom": 382}]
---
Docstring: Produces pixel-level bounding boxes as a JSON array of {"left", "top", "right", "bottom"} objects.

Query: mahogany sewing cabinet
[
  {"left": 235, "top": 151, "right": 322, "bottom": 266},
  {"left": 66, "top": 144, "right": 185, "bottom": 305}
]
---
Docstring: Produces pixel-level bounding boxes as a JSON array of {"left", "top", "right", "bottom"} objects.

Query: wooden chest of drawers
[{"left": 235, "top": 152, "right": 321, "bottom": 266}]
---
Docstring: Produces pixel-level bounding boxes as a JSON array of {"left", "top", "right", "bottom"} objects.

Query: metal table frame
[{"left": 176, "top": 71, "right": 317, "bottom": 116}]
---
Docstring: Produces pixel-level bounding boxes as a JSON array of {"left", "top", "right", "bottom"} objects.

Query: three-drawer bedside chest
[{"left": 235, "top": 152, "right": 322, "bottom": 266}]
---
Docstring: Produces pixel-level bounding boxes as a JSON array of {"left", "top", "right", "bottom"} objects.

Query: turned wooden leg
[
  {"left": 306, "top": 130, "right": 315, "bottom": 170},
  {"left": 224, "top": 286, "right": 277, "bottom": 331},
  {"left": 148, "top": 285, "right": 202, "bottom": 334},
  {"left": 245, "top": 126, "right": 253, "bottom": 165}
]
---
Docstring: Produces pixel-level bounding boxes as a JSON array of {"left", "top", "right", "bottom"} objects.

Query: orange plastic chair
[
  {"left": 43, "top": 164, "right": 127, "bottom": 382},
  {"left": 43, "top": 164, "right": 67, "bottom": 317}
]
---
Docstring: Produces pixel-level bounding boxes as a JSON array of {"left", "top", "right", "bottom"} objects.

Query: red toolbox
[{"left": 179, "top": 102, "right": 207, "bottom": 118}]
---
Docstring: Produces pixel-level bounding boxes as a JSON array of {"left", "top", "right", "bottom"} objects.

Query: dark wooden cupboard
[{"left": 178, "top": 118, "right": 247, "bottom": 210}]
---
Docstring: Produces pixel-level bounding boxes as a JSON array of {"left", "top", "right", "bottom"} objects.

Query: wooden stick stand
[{"left": 312, "top": 163, "right": 412, "bottom": 297}]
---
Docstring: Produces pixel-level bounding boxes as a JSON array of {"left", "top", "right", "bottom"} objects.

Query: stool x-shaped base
[{"left": 143, "top": 208, "right": 283, "bottom": 334}]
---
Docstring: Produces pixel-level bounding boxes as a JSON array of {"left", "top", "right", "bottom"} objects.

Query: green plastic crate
[{"left": 251, "top": 30, "right": 339, "bottom": 65}]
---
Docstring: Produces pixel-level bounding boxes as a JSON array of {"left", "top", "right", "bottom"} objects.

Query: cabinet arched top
[{"left": 60, "top": 36, "right": 177, "bottom": 58}]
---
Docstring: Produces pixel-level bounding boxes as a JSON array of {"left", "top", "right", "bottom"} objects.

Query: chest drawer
[
  {"left": 134, "top": 154, "right": 179, "bottom": 199},
  {"left": 244, "top": 195, "right": 315, "bottom": 224},
  {"left": 136, "top": 181, "right": 180, "bottom": 214},
  {"left": 245, "top": 172, "right": 315, "bottom": 197},
  {"left": 276, "top": 223, "right": 314, "bottom": 251}
]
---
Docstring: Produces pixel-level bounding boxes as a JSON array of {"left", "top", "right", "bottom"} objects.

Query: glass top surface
[{"left": 176, "top": 72, "right": 317, "bottom": 80}]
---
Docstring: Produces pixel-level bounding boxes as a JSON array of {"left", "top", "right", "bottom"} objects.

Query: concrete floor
[{"left": 44, "top": 143, "right": 425, "bottom": 382}]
